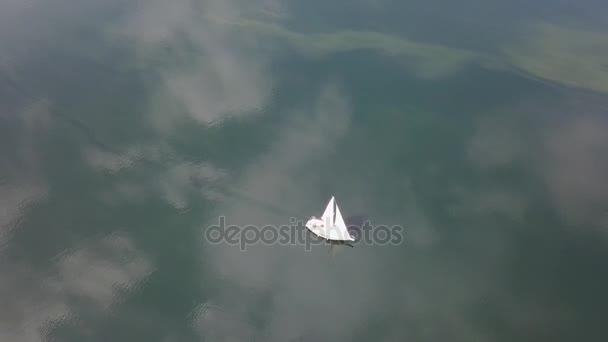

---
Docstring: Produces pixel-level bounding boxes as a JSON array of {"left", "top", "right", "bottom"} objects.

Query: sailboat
[{"left": 305, "top": 196, "right": 355, "bottom": 247}]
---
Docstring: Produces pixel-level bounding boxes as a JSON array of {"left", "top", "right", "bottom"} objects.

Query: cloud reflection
[
  {"left": 121, "top": 0, "right": 274, "bottom": 129},
  {"left": 0, "top": 233, "right": 153, "bottom": 341}
]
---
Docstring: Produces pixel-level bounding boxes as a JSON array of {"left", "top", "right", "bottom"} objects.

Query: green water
[{"left": 2, "top": 0, "right": 608, "bottom": 341}]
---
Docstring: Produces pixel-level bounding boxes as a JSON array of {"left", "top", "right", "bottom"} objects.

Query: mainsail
[{"left": 318, "top": 196, "right": 354, "bottom": 241}]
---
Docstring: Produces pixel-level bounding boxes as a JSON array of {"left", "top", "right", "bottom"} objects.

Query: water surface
[{"left": 1, "top": 1, "right": 608, "bottom": 341}]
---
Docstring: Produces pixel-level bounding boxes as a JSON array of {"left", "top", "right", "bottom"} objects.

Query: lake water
[{"left": 2, "top": 1, "right": 608, "bottom": 341}]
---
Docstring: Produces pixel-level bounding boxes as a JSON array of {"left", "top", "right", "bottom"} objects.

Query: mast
[{"left": 333, "top": 197, "right": 337, "bottom": 225}]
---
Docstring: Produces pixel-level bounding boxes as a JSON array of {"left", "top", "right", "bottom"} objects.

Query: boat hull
[{"left": 305, "top": 217, "right": 354, "bottom": 242}]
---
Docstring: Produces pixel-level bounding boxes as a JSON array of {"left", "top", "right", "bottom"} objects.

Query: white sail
[
  {"left": 313, "top": 196, "right": 354, "bottom": 241},
  {"left": 321, "top": 196, "right": 335, "bottom": 224},
  {"left": 333, "top": 204, "right": 350, "bottom": 239}
]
